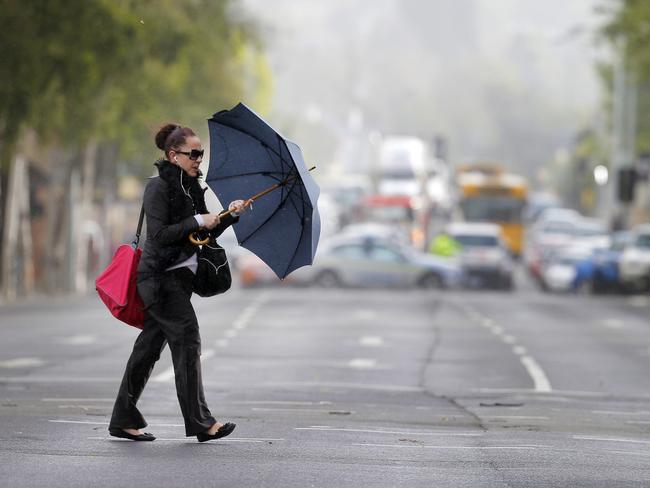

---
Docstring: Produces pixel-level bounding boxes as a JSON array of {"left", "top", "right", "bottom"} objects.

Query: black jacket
[{"left": 137, "top": 160, "right": 237, "bottom": 305}]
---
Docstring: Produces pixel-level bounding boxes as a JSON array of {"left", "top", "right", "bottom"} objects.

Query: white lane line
[
  {"left": 260, "top": 381, "right": 423, "bottom": 393},
  {"left": 602, "top": 318, "right": 625, "bottom": 329},
  {"left": 519, "top": 355, "right": 552, "bottom": 392},
  {"left": 592, "top": 410, "right": 650, "bottom": 416},
  {"left": 352, "top": 443, "right": 542, "bottom": 450},
  {"left": 42, "top": 398, "right": 113, "bottom": 402},
  {"left": 50, "top": 419, "right": 108, "bottom": 425},
  {"left": 502, "top": 335, "right": 517, "bottom": 344},
  {"left": 151, "top": 348, "right": 215, "bottom": 383},
  {"left": 607, "top": 450, "right": 650, "bottom": 457},
  {"left": 234, "top": 401, "right": 333, "bottom": 406},
  {"left": 58, "top": 335, "right": 97, "bottom": 345},
  {"left": 359, "top": 336, "right": 384, "bottom": 347},
  {"left": 489, "top": 325, "right": 505, "bottom": 336},
  {"left": 486, "top": 416, "right": 549, "bottom": 420},
  {"left": 89, "top": 437, "right": 285, "bottom": 443},
  {"left": 251, "top": 407, "right": 355, "bottom": 414},
  {"left": 512, "top": 346, "right": 527, "bottom": 356},
  {"left": 50, "top": 419, "right": 187, "bottom": 427},
  {"left": 354, "top": 309, "right": 377, "bottom": 320},
  {"left": 0, "top": 357, "right": 45, "bottom": 368},
  {"left": 295, "top": 427, "right": 483, "bottom": 437},
  {"left": 348, "top": 359, "right": 377, "bottom": 369},
  {"left": 573, "top": 435, "right": 650, "bottom": 445}
]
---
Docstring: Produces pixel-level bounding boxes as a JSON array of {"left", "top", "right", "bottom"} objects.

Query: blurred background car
[
  {"left": 539, "top": 245, "right": 592, "bottom": 293},
  {"left": 619, "top": 224, "right": 650, "bottom": 292},
  {"left": 446, "top": 222, "right": 515, "bottom": 290},
  {"left": 237, "top": 232, "right": 462, "bottom": 289}
]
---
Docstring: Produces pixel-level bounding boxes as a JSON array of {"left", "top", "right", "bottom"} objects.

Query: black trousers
[{"left": 109, "top": 267, "right": 216, "bottom": 436}]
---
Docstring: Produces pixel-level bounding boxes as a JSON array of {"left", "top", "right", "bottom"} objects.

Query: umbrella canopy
[{"left": 205, "top": 103, "right": 320, "bottom": 279}]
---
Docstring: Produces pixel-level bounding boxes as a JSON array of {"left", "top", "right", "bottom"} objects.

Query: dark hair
[{"left": 154, "top": 123, "right": 196, "bottom": 159}]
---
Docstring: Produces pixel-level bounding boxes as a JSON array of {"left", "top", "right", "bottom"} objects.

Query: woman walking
[{"left": 109, "top": 124, "right": 247, "bottom": 442}]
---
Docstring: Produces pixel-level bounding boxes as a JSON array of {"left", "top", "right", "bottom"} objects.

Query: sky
[{"left": 241, "top": 0, "right": 606, "bottom": 184}]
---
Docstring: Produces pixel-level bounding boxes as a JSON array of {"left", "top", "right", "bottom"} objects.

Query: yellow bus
[{"left": 455, "top": 164, "right": 528, "bottom": 256}]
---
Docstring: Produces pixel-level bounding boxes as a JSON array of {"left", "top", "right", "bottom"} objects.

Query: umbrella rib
[
  {"left": 213, "top": 122, "right": 295, "bottom": 174},
  {"left": 207, "top": 170, "right": 291, "bottom": 182},
  {"left": 237, "top": 175, "right": 305, "bottom": 247},
  {"left": 280, "top": 179, "right": 310, "bottom": 278}
]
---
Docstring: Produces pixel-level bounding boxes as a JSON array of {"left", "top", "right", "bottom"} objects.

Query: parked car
[
  {"left": 238, "top": 233, "right": 462, "bottom": 289},
  {"left": 619, "top": 224, "right": 650, "bottom": 292},
  {"left": 446, "top": 222, "right": 514, "bottom": 290}
]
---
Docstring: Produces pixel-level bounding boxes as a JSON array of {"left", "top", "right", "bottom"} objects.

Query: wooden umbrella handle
[{"left": 189, "top": 166, "right": 315, "bottom": 246}]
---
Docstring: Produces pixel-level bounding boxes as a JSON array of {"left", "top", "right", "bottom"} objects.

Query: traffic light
[{"left": 617, "top": 167, "right": 637, "bottom": 203}]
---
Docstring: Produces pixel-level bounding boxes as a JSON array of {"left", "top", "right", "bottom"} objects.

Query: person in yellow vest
[{"left": 429, "top": 231, "right": 462, "bottom": 257}]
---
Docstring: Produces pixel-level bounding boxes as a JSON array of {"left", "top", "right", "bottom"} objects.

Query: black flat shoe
[
  {"left": 196, "top": 422, "right": 236, "bottom": 442},
  {"left": 109, "top": 428, "right": 156, "bottom": 441}
]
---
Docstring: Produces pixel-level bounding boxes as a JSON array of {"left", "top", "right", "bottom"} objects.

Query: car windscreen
[
  {"left": 453, "top": 235, "right": 499, "bottom": 247},
  {"left": 460, "top": 196, "right": 524, "bottom": 222}
]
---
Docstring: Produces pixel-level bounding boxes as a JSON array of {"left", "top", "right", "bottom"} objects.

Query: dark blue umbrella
[{"left": 204, "top": 103, "right": 320, "bottom": 279}]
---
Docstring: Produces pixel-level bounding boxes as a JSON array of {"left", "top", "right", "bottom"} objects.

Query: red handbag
[{"left": 95, "top": 205, "right": 145, "bottom": 329}]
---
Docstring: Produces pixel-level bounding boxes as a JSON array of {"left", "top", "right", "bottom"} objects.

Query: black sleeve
[
  {"left": 210, "top": 213, "right": 240, "bottom": 238},
  {"left": 144, "top": 179, "right": 200, "bottom": 246}
]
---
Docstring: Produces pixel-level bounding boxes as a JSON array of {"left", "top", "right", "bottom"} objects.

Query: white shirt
[{"left": 165, "top": 215, "right": 205, "bottom": 274}]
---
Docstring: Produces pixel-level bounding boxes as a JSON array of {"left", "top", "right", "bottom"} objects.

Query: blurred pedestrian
[
  {"left": 109, "top": 123, "right": 248, "bottom": 442},
  {"left": 429, "top": 231, "right": 461, "bottom": 257}
]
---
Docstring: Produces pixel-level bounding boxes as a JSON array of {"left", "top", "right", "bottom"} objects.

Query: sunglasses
[{"left": 175, "top": 149, "right": 204, "bottom": 161}]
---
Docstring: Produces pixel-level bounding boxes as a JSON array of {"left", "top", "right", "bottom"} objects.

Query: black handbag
[{"left": 193, "top": 236, "right": 232, "bottom": 297}]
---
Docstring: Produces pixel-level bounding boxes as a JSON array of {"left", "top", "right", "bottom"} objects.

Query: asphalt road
[{"left": 1, "top": 274, "right": 650, "bottom": 487}]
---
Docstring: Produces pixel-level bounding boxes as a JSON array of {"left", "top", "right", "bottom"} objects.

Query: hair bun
[{"left": 155, "top": 123, "right": 181, "bottom": 150}]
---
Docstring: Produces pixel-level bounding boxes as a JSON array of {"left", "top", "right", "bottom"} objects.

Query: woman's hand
[
  {"left": 228, "top": 199, "right": 250, "bottom": 216},
  {"left": 201, "top": 213, "right": 221, "bottom": 230}
]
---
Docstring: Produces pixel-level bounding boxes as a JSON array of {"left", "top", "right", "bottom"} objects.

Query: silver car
[{"left": 299, "top": 235, "right": 462, "bottom": 289}]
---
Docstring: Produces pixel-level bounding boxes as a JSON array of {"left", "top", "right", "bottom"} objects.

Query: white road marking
[
  {"left": 607, "top": 450, "right": 650, "bottom": 457},
  {"left": 251, "top": 407, "right": 354, "bottom": 413},
  {"left": 352, "top": 443, "right": 541, "bottom": 450},
  {"left": 151, "top": 348, "right": 215, "bottom": 383},
  {"left": 354, "top": 309, "right": 377, "bottom": 320},
  {"left": 49, "top": 419, "right": 108, "bottom": 425},
  {"left": 489, "top": 325, "right": 505, "bottom": 335},
  {"left": 42, "top": 398, "right": 113, "bottom": 402},
  {"left": 348, "top": 359, "right": 377, "bottom": 369},
  {"left": 486, "top": 416, "right": 549, "bottom": 420},
  {"left": 234, "top": 400, "right": 332, "bottom": 406},
  {"left": 89, "top": 436, "right": 285, "bottom": 443},
  {"left": 512, "top": 346, "right": 527, "bottom": 356},
  {"left": 0, "top": 357, "right": 45, "bottom": 368},
  {"left": 519, "top": 355, "right": 552, "bottom": 392},
  {"left": 502, "top": 335, "right": 517, "bottom": 344},
  {"left": 359, "top": 336, "right": 384, "bottom": 347},
  {"left": 573, "top": 435, "right": 650, "bottom": 445},
  {"left": 602, "top": 318, "right": 625, "bottom": 329},
  {"left": 592, "top": 410, "right": 650, "bottom": 416},
  {"left": 58, "top": 335, "right": 97, "bottom": 345},
  {"left": 261, "top": 381, "right": 423, "bottom": 392},
  {"left": 295, "top": 427, "right": 483, "bottom": 436}
]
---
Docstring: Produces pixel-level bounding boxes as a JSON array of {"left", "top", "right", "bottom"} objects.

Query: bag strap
[{"left": 131, "top": 203, "right": 145, "bottom": 248}]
